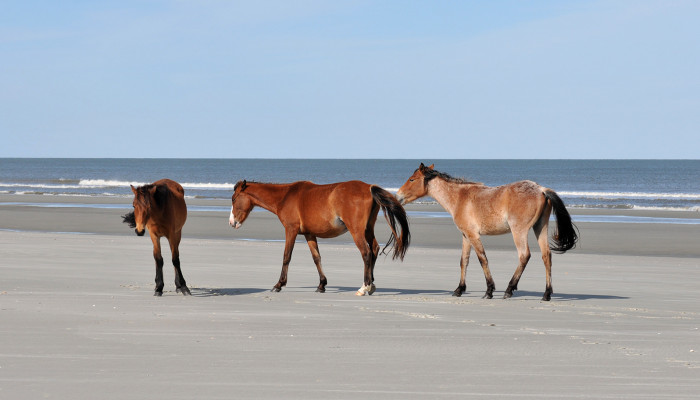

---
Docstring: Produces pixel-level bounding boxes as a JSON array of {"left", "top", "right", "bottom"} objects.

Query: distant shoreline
[
  {"left": 1, "top": 193, "right": 699, "bottom": 224},
  {"left": 1, "top": 193, "right": 699, "bottom": 258}
]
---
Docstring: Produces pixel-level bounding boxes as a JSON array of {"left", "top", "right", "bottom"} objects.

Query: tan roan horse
[
  {"left": 123, "top": 179, "right": 189, "bottom": 296},
  {"left": 229, "top": 180, "right": 410, "bottom": 295},
  {"left": 397, "top": 164, "right": 578, "bottom": 301}
]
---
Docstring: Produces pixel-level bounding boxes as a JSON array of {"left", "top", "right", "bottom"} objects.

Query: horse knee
[
  {"left": 154, "top": 255, "right": 164, "bottom": 267},
  {"left": 519, "top": 251, "right": 531, "bottom": 266},
  {"left": 541, "top": 251, "right": 551, "bottom": 266}
]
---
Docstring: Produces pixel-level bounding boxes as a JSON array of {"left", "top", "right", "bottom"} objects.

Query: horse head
[
  {"left": 229, "top": 180, "right": 253, "bottom": 229},
  {"left": 396, "top": 163, "right": 433, "bottom": 205},
  {"left": 124, "top": 184, "right": 157, "bottom": 236}
]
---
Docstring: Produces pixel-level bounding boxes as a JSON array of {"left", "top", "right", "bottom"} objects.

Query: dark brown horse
[
  {"left": 122, "top": 179, "right": 189, "bottom": 296},
  {"left": 397, "top": 164, "right": 578, "bottom": 301},
  {"left": 229, "top": 180, "right": 410, "bottom": 295}
]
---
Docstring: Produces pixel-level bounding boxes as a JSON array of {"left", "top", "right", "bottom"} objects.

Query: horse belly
[
  {"left": 480, "top": 221, "right": 511, "bottom": 236},
  {"left": 300, "top": 216, "right": 348, "bottom": 238}
]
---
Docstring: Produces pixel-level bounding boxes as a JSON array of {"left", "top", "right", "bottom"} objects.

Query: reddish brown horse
[
  {"left": 397, "top": 164, "right": 578, "bottom": 301},
  {"left": 123, "top": 179, "right": 189, "bottom": 296},
  {"left": 229, "top": 180, "right": 410, "bottom": 295}
]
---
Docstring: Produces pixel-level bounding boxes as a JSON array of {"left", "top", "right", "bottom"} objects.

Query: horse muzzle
[
  {"left": 229, "top": 209, "right": 242, "bottom": 229},
  {"left": 395, "top": 192, "right": 406, "bottom": 205},
  {"left": 135, "top": 228, "right": 145, "bottom": 236}
]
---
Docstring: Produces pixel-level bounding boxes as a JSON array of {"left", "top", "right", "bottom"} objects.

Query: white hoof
[{"left": 355, "top": 284, "right": 376, "bottom": 296}]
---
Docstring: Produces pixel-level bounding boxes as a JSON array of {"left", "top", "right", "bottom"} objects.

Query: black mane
[
  {"left": 122, "top": 211, "right": 136, "bottom": 228},
  {"left": 422, "top": 168, "right": 482, "bottom": 186}
]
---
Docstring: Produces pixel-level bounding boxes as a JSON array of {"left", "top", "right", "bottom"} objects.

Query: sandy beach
[{"left": 1, "top": 195, "right": 699, "bottom": 399}]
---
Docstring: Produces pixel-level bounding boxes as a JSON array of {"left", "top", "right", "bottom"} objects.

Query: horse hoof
[
  {"left": 503, "top": 292, "right": 513, "bottom": 299},
  {"left": 482, "top": 293, "right": 493, "bottom": 299},
  {"left": 452, "top": 291, "right": 462, "bottom": 297},
  {"left": 271, "top": 287, "right": 281, "bottom": 293},
  {"left": 153, "top": 291, "right": 163, "bottom": 297},
  {"left": 368, "top": 284, "right": 376, "bottom": 295},
  {"left": 316, "top": 287, "right": 325, "bottom": 293},
  {"left": 177, "top": 287, "right": 191, "bottom": 296}
]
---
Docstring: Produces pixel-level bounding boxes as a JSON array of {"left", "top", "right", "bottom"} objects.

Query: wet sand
[{"left": 1, "top": 195, "right": 699, "bottom": 399}]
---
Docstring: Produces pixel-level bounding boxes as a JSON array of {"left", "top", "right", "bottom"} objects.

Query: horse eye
[{"left": 409, "top": 179, "right": 414, "bottom": 182}]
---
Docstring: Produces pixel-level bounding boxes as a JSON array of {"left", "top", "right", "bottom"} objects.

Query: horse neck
[
  {"left": 427, "top": 178, "right": 473, "bottom": 216},
  {"left": 244, "top": 183, "right": 288, "bottom": 214},
  {"left": 144, "top": 196, "right": 165, "bottom": 223}
]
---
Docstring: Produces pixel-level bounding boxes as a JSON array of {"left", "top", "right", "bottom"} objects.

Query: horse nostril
[{"left": 135, "top": 229, "right": 145, "bottom": 236}]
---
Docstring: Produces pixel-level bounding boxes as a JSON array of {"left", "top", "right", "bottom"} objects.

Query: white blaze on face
[{"left": 229, "top": 206, "right": 243, "bottom": 229}]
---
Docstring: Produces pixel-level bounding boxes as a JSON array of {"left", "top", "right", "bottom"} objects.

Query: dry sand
[{"left": 1, "top": 195, "right": 699, "bottom": 399}]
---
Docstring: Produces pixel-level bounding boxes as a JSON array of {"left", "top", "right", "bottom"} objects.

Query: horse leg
[
  {"left": 534, "top": 223, "right": 553, "bottom": 301},
  {"left": 370, "top": 237, "right": 379, "bottom": 284},
  {"left": 351, "top": 230, "right": 375, "bottom": 296},
  {"left": 453, "top": 235, "right": 472, "bottom": 297},
  {"left": 272, "top": 228, "right": 297, "bottom": 292},
  {"left": 365, "top": 227, "right": 379, "bottom": 285},
  {"left": 468, "top": 234, "right": 495, "bottom": 299},
  {"left": 504, "top": 230, "right": 531, "bottom": 299},
  {"left": 304, "top": 234, "right": 327, "bottom": 293},
  {"left": 169, "top": 231, "right": 190, "bottom": 296},
  {"left": 150, "top": 233, "right": 165, "bottom": 296}
]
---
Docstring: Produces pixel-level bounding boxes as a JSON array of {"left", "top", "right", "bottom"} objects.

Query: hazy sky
[{"left": 1, "top": 0, "right": 698, "bottom": 158}]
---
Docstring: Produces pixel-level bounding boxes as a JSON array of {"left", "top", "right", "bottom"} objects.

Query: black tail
[
  {"left": 371, "top": 186, "right": 411, "bottom": 260},
  {"left": 122, "top": 211, "right": 136, "bottom": 229},
  {"left": 544, "top": 189, "right": 579, "bottom": 253}
]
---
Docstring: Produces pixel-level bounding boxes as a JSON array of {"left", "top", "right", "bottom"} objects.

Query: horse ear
[
  {"left": 419, "top": 163, "right": 426, "bottom": 170},
  {"left": 130, "top": 185, "right": 137, "bottom": 195},
  {"left": 242, "top": 180, "right": 247, "bottom": 191},
  {"left": 149, "top": 185, "right": 158, "bottom": 196},
  {"left": 427, "top": 164, "right": 434, "bottom": 170}
]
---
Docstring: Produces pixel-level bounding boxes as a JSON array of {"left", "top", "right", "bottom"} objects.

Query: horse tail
[
  {"left": 371, "top": 186, "right": 411, "bottom": 260},
  {"left": 543, "top": 189, "right": 579, "bottom": 254}
]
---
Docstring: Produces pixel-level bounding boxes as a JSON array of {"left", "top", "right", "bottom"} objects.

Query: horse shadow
[
  {"left": 329, "top": 287, "right": 629, "bottom": 300},
  {"left": 190, "top": 287, "right": 269, "bottom": 297},
  {"left": 503, "top": 290, "right": 629, "bottom": 301},
  {"left": 329, "top": 286, "right": 453, "bottom": 296},
  {"left": 188, "top": 287, "right": 627, "bottom": 301}
]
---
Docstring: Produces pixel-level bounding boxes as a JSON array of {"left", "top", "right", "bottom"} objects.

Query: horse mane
[
  {"left": 134, "top": 183, "right": 169, "bottom": 209},
  {"left": 122, "top": 211, "right": 136, "bottom": 228},
  {"left": 422, "top": 168, "right": 483, "bottom": 186}
]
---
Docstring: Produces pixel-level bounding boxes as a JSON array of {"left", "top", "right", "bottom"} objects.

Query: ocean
[{"left": 1, "top": 159, "right": 699, "bottom": 220}]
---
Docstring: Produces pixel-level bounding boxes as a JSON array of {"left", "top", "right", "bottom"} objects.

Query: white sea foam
[
  {"left": 79, "top": 179, "right": 146, "bottom": 188},
  {"left": 0, "top": 182, "right": 85, "bottom": 189},
  {"left": 180, "top": 182, "right": 235, "bottom": 190},
  {"left": 76, "top": 180, "right": 235, "bottom": 190}
]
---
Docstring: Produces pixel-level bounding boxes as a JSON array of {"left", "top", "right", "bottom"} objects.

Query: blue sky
[{"left": 1, "top": 0, "right": 698, "bottom": 158}]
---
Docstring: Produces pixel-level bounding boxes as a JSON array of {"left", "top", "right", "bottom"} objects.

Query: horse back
[
  {"left": 151, "top": 179, "right": 187, "bottom": 233},
  {"left": 292, "top": 180, "right": 372, "bottom": 208},
  {"left": 460, "top": 180, "right": 546, "bottom": 234},
  {"left": 287, "top": 180, "right": 374, "bottom": 236}
]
